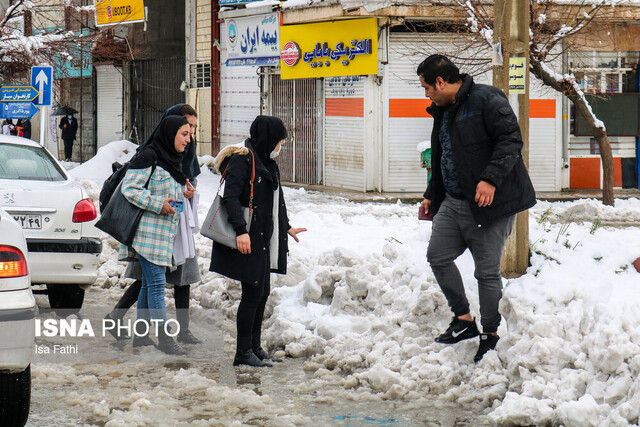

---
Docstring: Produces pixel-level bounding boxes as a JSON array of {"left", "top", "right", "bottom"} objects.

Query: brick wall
[{"left": 196, "top": 0, "right": 212, "bottom": 62}]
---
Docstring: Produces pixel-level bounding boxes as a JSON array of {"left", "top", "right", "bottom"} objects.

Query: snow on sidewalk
[{"left": 80, "top": 141, "right": 640, "bottom": 425}]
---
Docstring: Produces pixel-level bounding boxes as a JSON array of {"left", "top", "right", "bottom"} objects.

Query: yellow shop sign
[
  {"left": 280, "top": 18, "right": 378, "bottom": 80},
  {"left": 95, "top": 0, "right": 145, "bottom": 26}
]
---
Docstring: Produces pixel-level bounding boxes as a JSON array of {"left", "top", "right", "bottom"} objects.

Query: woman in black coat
[{"left": 210, "top": 115, "right": 306, "bottom": 367}]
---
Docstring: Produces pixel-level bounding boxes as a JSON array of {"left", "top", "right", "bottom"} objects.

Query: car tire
[
  {"left": 47, "top": 284, "right": 85, "bottom": 313},
  {"left": 0, "top": 365, "right": 31, "bottom": 427}
]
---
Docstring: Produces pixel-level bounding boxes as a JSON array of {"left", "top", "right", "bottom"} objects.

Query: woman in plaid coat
[
  {"left": 108, "top": 104, "right": 202, "bottom": 345},
  {"left": 118, "top": 115, "right": 192, "bottom": 355}
]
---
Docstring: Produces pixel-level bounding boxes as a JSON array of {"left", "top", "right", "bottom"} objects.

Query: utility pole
[{"left": 494, "top": 0, "right": 530, "bottom": 276}]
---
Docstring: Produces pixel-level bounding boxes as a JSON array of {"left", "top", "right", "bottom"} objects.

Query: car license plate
[{"left": 13, "top": 214, "right": 42, "bottom": 229}]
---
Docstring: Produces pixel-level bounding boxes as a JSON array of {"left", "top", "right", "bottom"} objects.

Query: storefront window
[
  {"left": 569, "top": 51, "right": 592, "bottom": 69},
  {"left": 605, "top": 73, "right": 620, "bottom": 93},
  {"left": 595, "top": 52, "right": 618, "bottom": 68},
  {"left": 570, "top": 50, "right": 639, "bottom": 93},
  {"left": 620, "top": 51, "right": 640, "bottom": 68}
]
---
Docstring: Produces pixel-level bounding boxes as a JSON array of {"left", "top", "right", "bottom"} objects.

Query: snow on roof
[
  {"left": 281, "top": 0, "right": 318, "bottom": 8},
  {"left": 245, "top": 0, "right": 280, "bottom": 8},
  {"left": 281, "top": 0, "right": 640, "bottom": 10}
]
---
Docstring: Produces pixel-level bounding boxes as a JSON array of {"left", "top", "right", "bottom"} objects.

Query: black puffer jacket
[
  {"left": 209, "top": 142, "right": 290, "bottom": 285},
  {"left": 424, "top": 74, "right": 536, "bottom": 226}
]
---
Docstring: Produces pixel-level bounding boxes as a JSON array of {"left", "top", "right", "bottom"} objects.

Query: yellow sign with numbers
[
  {"left": 508, "top": 57, "right": 526, "bottom": 94},
  {"left": 95, "top": 0, "right": 145, "bottom": 26}
]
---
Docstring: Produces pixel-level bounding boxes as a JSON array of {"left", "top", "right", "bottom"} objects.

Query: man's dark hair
[{"left": 416, "top": 54, "right": 461, "bottom": 86}]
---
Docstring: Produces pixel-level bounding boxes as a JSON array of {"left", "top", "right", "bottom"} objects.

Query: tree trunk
[
  {"left": 572, "top": 100, "right": 615, "bottom": 206},
  {"left": 530, "top": 60, "right": 615, "bottom": 206}
]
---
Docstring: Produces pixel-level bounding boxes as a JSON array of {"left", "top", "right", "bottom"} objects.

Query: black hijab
[
  {"left": 163, "top": 104, "right": 185, "bottom": 118},
  {"left": 248, "top": 116, "right": 287, "bottom": 163},
  {"left": 137, "top": 104, "right": 186, "bottom": 153},
  {"left": 137, "top": 104, "right": 201, "bottom": 180},
  {"left": 129, "top": 115, "right": 189, "bottom": 185}
]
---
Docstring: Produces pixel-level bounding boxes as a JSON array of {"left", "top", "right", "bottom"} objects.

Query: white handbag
[{"left": 201, "top": 150, "right": 255, "bottom": 249}]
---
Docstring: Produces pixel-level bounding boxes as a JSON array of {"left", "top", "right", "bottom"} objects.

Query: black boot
[
  {"left": 104, "top": 313, "right": 131, "bottom": 340},
  {"left": 177, "top": 329, "right": 201, "bottom": 344},
  {"left": 175, "top": 286, "right": 200, "bottom": 344},
  {"left": 132, "top": 323, "right": 155, "bottom": 348},
  {"left": 234, "top": 336, "right": 271, "bottom": 367},
  {"left": 157, "top": 325, "right": 187, "bottom": 355},
  {"left": 252, "top": 333, "right": 282, "bottom": 363}
]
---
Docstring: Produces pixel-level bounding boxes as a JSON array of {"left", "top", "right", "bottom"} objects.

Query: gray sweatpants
[{"left": 427, "top": 195, "right": 514, "bottom": 333}]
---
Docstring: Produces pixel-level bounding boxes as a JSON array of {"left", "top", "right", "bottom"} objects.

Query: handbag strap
[
  {"left": 144, "top": 160, "right": 157, "bottom": 189},
  {"left": 218, "top": 149, "right": 256, "bottom": 214},
  {"left": 248, "top": 150, "right": 255, "bottom": 215}
]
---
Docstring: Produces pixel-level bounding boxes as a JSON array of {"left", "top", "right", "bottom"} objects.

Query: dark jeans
[
  {"left": 237, "top": 272, "right": 270, "bottom": 340},
  {"left": 63, "top": 138, "right": 73, "bottom": 159},
  {"left": 427, "top": 195, "right": 514, "bottom": 333},
  {"left": 111, "top": 281, "right": 192, "bottom": 329}
]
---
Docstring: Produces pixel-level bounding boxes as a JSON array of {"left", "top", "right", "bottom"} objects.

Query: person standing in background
[
  {"left": 59, "top": 113, "right": 78, "bottom": 161},
  {"left": 2, "top": 119, "right": 15, "bottom": 135},
  {"left": 16, "top": 119, "right": 31, "bottom": 139}
]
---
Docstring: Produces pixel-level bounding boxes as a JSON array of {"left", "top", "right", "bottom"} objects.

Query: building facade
[{"left": 188, "top": 1, "right": 639, "bottom": 192}]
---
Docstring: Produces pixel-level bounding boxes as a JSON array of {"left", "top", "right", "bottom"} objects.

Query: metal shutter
[
  {"left": 219, "top": 21, "right": 261, "bottom": 148},
  {"left": 324, "top": 76, "right": 366, "bottom": 190},
  {"left": 96, "top": 64, "right": 124, "bottom": 149},
  {"left": 387, "top": 32, "right": 561, "bottom": 192}
]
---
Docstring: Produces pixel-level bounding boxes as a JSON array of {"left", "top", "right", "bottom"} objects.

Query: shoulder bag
[
  {"left": 201, "top": 150, "right": 255, "bottom": 249},
  {"left": 95, "top": 163, "right": 156, "bottom": 246}
]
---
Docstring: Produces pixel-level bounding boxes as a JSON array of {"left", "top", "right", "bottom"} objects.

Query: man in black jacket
[
  {"left": 59, "top": 114, "right": 78, "bottom": 161},
  {"left": 418, "top": 54, "right": 535, "bottom": 362}
]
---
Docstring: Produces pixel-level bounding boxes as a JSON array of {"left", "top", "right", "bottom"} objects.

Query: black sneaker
[
  {"left": 435, "top": 317, "right": 480, "bottom": 344},
  {"left": 474, "top": 333, "right": 500, "bottom": 362}
]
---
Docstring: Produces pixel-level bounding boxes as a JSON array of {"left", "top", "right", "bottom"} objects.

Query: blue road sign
[
  {"left": 1, "top": 102, "right": 39, "bottom": 119},
  {"left": 31, "top": 66, "right": 53, "bottom": 106},
  {"left": 0, "top": 86, "right": 40, "bottom": 102}
]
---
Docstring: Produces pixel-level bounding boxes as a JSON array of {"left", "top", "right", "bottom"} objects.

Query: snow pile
[
  {"left": 532, "top": 198, "right": 640, "bottom": 224},
  {"left": 416, "top": 140, "right": 431, "bottom": 153},
  {"left": 258, "top": 197, "right": 640, "bottom": 424},
  {"left": 494, "top": 215, "right": 640, "bottom": 425},
  {"left": 79, "top": 141, "right": 640, "bottom": 425},
  {"left": 68, "top": 140, "right": 139, "bottom": 182}
]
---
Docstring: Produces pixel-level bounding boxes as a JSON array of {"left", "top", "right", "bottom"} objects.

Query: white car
[
  {"left": 0, "top": 207, "right": 36, "bottom": 425},
  {"left": 0, "top": 136, "right": 102, "bottom": 311}
]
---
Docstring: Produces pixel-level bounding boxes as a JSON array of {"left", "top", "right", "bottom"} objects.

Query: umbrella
[{"left": 51, "top": 105, "right": 79, "bottom": 116}]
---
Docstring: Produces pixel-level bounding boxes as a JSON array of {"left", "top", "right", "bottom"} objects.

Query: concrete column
[{"left": 495, "top": 0, "right": 531, "bottom": 276}]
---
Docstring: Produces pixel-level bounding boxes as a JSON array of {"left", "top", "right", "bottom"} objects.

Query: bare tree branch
[{"left": 411, "top": 0, "right": 620, "bottom": 205}]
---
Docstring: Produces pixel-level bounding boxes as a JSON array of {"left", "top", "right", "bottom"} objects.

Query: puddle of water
[{"left": 27, "top": 291, "right": 491, "bottom": 426}]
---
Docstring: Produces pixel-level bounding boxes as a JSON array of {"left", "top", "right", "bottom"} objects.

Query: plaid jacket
[{"left": 118, "top": 166, "right": 183, "bottom": 267}]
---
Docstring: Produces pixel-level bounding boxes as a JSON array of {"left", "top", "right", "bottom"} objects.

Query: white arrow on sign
[{"left": 35, "top": 70, "right": 48, "bottom": 105}]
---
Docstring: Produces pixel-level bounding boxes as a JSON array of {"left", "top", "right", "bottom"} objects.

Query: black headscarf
[
  {"left": 129, "top": 115, "right": 189, "bottom": 185},
  {"left": 246, "top": 116, "right": 287, "bottom": 189},
  {"left": 163, "top": 104, "right": 185, "bottom": 117},
  {"left": 136, "top": 104, "right": 201, "bottom": 180},
  {"left": 248, "top": 116, "right": 287, "bottom": 163}
]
